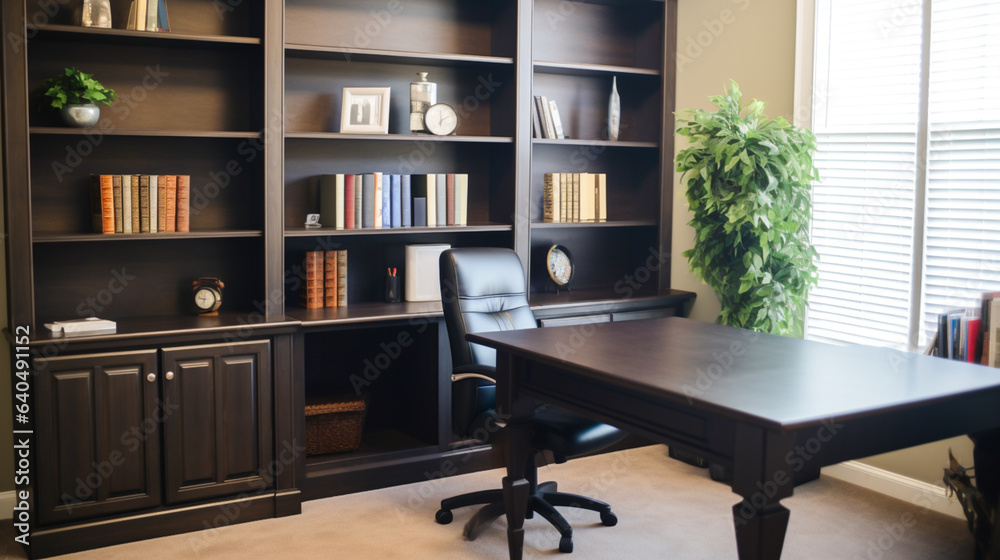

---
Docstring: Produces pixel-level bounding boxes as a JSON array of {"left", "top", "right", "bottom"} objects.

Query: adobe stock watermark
[
  {"left": 681, "top": 328, "right": 761, "bottom": 404},
  {"left": 676, "top": 0, "right": 751, "bottom": 73}
]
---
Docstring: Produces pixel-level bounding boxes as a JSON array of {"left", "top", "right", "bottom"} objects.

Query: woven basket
[{"left": 305, "top": 394, "right": 368, "bottom": 455}]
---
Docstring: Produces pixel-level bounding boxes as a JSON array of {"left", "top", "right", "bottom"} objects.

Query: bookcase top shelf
[
  {"left": 531, "top": 220, "right": 657, "bottom": 229},
  {"left": 284, "top": 132, "right": 514, "bottom": 144},
  {"left": 285, "top": 44, "right": 514, "bottom": 67},
  {"left": 285, "top": 224, "right": 512, "bottom": 237},
  {"left": 533, "top": 61, "right": 661, "bottom": 77},
  {"left": 33, "top": 230, "right": 265, "bottom": 243},
  {"left": 30, "top": 127, "right": 262, "bottom": 139},
  {"left": 32, "top": 24, "right": 261, "bottom": 47},
  {"left": 532, "top": 138, "right": 658, "bottom": 149}
]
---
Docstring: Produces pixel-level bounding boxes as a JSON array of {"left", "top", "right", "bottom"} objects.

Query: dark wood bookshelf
[
  {"left": 33, "top": 23, "right": 261, "bottom": 47},
  {"left": 3, "top": 0, "right": 685, "bottom": 554},
  {"left": 33, "top": 230, "right": 265, "bottom": 243},
  {"left": 283, "top": 132, "right": 514, "bottom": 143},
  {"left": 286, "top": 44, "right": 514, "bottom": 67},
  {"left": 30, "top": 127, "right": 263, "bottom": 138},
  {"left": 533, "top": 61, "right": 661, "bottom": 77}
]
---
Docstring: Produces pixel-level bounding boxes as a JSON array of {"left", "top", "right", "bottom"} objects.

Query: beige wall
[{"left": 671, "top": 0, "right": 973, "bottom": 484}]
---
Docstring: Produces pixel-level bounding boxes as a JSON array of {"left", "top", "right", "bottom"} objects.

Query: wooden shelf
[
  {"left": 285, "top": 224, "right": 511, "bottom": 237},
  {"left": 284, "top": 132, "right": 513, "bottom": 143},
  {"left": 530, "top": 288, "right": 696, "bottom": 313},
  {"left": 534, "top": 60, "right": 660, "bottom": 77},
  {"left": 532, "top": 138, "right": 658, "bottom": 149},
  {"left": 30, "top": 127, "right": 262, "bottom": 139},
  {"left": 285, "top": 44, "right": 513, "bottom": 67},
  {"left": 531, "top": 220, "right": 656, "bottom": 229},
  {"left": 304, "top": 430, "right": 437, "bottom": 473},
  {"left": 33, "top": 230, "right": 264, "bottom": 243},
  {"left": 23, "top": 313, "right": 298, "bottom": 346},
  {"left": 289, "top": 300, "right": 444, "bottom": 328},
  {"left": 32, "top": 24, "right": 260, "bottom": 47}
]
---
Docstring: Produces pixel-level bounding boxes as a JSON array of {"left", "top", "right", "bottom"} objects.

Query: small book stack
[
  {"left": 532, "top": 96, "right": 565, "bottom": 139},
  {"left": 91, "top": 174, "right": 190, "bottom": 234},
  {"left": 44, "top": 317, "right": 117, "bottom": 337},
  {"left": 126, "top": 0, "right": 170, "bottom": 32},
  {"left": 318, "top": 173, "right": 469, "bottom": 230},
  {"left": 542, "top": 172, "right": 607, "bottom": 223},
  {"left": 929, "top": 290, "right": 1000, "bottom": 366},
  {"left": 299, "top": 250, "right": 348, "bottom": 309}
]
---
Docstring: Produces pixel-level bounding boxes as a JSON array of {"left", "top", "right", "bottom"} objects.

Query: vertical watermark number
[{"left": 12, "top": 325, "right": 33, "bottom": 546}]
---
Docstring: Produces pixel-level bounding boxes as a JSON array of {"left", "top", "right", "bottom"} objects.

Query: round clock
[
  {"left": 424, "top": 103, "right": 458, "bottom": 135},
  {"left": 192, "top": 277, "right": 224, "bottom": 316},
  {"left": 546, "top": 245, "right": 574, "bottom": 289}
]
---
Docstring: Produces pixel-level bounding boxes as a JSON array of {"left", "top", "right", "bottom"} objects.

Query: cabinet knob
[
  {"left": 165, "top": 371, "right": 175, "bottom": 380},
  {"left": 147, "top": 373, "right": 156, "bottom": 383}
]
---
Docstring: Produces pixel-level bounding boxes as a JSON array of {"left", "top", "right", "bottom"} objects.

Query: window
[{"left": 805, "top": 0, "right": 1000, "bottom": 351}]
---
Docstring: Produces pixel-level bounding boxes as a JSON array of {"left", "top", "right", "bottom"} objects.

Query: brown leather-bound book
[
  {"left": 91, "top": 174, "right": 115, "bottom": 234},
  {"left": 139, "top": 175, "right": 151, "bottom": 233},
  {"left": 156, "top": 175, "right": 167, "bottom": 232},
  {"left": 324, "top": 250, "right": 338, "bottom": 308},
  {"left": 176, "top": 174, "right": 190, "bottom": 232},
  {"left": 164, "top": 175, "right": 177, "bottom": 232},
  {"left": 336, "top": 249, "right": 348, "bottom": 307},
  {"left": 446, "top": 173, "right": 455, "bottom": 226},
  {"left": 112, "top": 174, "right": 123, "bottom": 233},
  {"left": 130, "top": 174, "right": 141, "bottom": 233},
  {"left": 299, "top": 251, "right": 324, "bottom": 309}
]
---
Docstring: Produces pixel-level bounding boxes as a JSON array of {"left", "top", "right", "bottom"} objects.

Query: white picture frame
[{"left": 340, "top": 87, "right": 391, "bottom": 134}]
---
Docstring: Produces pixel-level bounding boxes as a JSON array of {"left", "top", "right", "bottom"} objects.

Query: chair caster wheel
[
  {"left": 435, "top": 509, "right": 453, "bottom": 524},
  {"left": 600, "top": 511, "right": 618, "bottom": 526},
  {"left": 559, "top": 536, "right": 574, "bottom": 553}
]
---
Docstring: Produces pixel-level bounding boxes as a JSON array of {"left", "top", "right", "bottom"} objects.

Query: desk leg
[
  {"left": 731, "top": 424, "right": 796, "bottom": 560},
  {"left": 498, "top": 352, "right": 533, "bottom": 560}
]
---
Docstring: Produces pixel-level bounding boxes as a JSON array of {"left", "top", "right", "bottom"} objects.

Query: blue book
[
  {"left": 401, "top": 174, "right": 412, "bottom": 227},
  {"left": 362, "top": 173, "right": 375, "bottom": 229},
  {"left": 390, "top": 174, "right": 402, "bottom": 228},
  {"left": 413, "top": 197, "right": 427, "bottom": 227},
  {"left": 381, "top": 173, "right": 391, "bottom": 228},
  {"left": 436, "top": 173, "right": 447, "bottom": 226}
]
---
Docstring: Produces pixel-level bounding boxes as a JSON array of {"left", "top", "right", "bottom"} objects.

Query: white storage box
[{"left": 405, "top": 244, "right": 450, "bottom": 301}]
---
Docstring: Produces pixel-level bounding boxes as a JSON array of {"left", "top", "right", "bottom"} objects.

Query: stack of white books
[{"left": 44, "top": 317, "right": 117, "bottom": 337}]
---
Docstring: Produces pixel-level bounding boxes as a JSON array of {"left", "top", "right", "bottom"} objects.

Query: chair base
[{"left": 435, "top": 481, "right": 618, "bottom": 554}]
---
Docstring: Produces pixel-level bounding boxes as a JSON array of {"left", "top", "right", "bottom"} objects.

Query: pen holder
[{"left": 385, "top": 270, "right": 401, "bottom": 303}]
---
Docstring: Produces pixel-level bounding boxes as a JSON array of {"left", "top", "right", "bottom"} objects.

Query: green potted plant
[
  {"left": 676, "top": 81, "right": 819, "bottom": 336},
  {"left": 43, "top": 67, "right": 117, "bottom": 127}
]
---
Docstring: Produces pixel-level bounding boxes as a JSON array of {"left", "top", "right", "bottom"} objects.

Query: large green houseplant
[{"left": 676, "top": 81, "right": 819, "bottom": 336}]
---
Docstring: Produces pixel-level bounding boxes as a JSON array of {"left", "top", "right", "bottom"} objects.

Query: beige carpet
[{"left": 0, "top": 445, "right": 973, "bottom": 559}]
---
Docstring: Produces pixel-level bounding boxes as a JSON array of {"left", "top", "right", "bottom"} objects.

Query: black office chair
[{"left": 435, "top": 247, "right": 626, "bottom": 553}]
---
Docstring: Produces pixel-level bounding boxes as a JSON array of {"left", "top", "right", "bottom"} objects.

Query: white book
[
  {"left": 148, "top": 174, "right": 158, "bottom": 233},
  {"left": 146, "top": 0, "right": 158, "bottom": 31},
  {"left": 426, "top": 174, "right": 437, "bottom": 227},
  {"left": 44, "top": 317, "right": 117, "bottom": 337},
  {"left": 456, "top": 174, "right": 468, "bottom": 226},
  {"left": 579, "top": 172, "right": 596, "bottom": 222},
  {"left": 122, "top": 174, "right": 133, "bottom": 233},
  {"left": 597, "top": 173, "right": 607, "bottom": 221}
]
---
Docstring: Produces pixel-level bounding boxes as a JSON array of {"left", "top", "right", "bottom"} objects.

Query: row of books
[
  {"left": 930, "top": 291, "right": 1000, "bottom": 366},
  {"left": 542, "top": 172, "right": 608, "bottom": 223},
  {"left": 127, "top": 0, "right": 170, "bottom": 32},
  {"left": 318, "top": 173, "right": 469, "bottom": 230},
  {"left": 299, "top": 250, "right": 348, "bottom": 309},
  {"left": 91, "top": 174, "right": 190, "bottom": 234},
  {"left": 532, "top": 96, "right": 565, "bottom": 139}
]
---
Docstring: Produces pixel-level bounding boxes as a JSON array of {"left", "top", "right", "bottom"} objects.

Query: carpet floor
[{"left": 0, "top": 445, "right": 974, "bottom": 559}]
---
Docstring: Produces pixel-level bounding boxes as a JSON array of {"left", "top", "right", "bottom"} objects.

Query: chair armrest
[{"left": 451, "top": 364, "right": 497, "bottom": 384}]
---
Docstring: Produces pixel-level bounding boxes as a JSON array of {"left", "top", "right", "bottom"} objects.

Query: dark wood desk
[{"left": 467, "top": 317, "right": 1000, "bottom": 559}]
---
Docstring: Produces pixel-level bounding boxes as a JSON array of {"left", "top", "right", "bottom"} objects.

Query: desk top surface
[{"left": 468, "top": 317, "right": 1000, "bottom": 432}]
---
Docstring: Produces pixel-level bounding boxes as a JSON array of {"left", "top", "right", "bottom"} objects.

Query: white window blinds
[{"left": 807, "top": 0, "right": 1000, "bottom": 350}]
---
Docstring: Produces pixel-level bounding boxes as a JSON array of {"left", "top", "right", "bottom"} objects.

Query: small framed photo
[{"left": 341, "top": 87, "right": 391, "bottom": 134}]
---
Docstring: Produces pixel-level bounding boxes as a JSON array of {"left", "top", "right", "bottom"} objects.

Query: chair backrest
[
  {"left": 439, "top": 248, "right": 536, "bottom": 436},
  {"left": 439, "top": 247, "right": 537, "bottom": 368}
]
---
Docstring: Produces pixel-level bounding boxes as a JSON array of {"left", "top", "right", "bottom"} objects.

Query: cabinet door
[
  {"left": 161, "top": 340, "right": 272, "bottom": 504},
  {"left": 34, "top": 350, "right": 162, "bottom": 525}
]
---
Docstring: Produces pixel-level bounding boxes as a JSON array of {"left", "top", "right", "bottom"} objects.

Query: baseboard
[
  {"left": 0, "top": 490, "right": 15, "bottom": 520},
  {"left": 821, "top": 461, "right": 964, "bottom": 520}
]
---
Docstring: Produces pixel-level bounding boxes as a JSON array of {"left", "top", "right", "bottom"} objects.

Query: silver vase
[
  {"left": 61, "top": 104, "right": 101, "bottom": 127},
  {"left": 608, "top": 76, "right": 621, "bottom": 141},
  {"left": 80, "top": 0, "right": 112, "bottom": 28}
]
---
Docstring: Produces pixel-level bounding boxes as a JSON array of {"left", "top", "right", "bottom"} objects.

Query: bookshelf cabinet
[{"left": 3, "top": 0, "right": 688, "bottom": 555}]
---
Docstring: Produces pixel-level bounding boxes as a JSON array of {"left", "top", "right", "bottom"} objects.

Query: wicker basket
[{"left": 305, "top": 394, "right": 368, "bottom": 455}]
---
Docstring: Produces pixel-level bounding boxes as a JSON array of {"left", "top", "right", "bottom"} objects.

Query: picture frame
[{"left": 341, "top": 87, "right": 391, "bottom": 134}]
